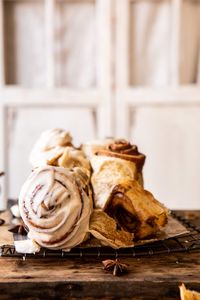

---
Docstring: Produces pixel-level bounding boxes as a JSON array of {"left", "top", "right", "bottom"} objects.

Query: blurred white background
[{"left": 0, "top": 0, "right": 200, "bottom": 210}]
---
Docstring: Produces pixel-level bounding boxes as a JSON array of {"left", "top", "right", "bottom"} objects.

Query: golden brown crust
[
  {"left": 90, "top": 155, "right": 140, "bottom": 209},
  {"left": 47, "top": 147, "right": 91, "bottom": 176},
  {"left": 96, "top": 139, "right": 145, "bottom": 171},
  {"left": 180, "top": 284, "right": 200, "bottom": 300},
  {"left": 89, "top": 209, "right": 134, "bottom": 248},
  {"left": 104, "top": 180, "right": 169, "bottom": 240},
  {"left": 108, "top": 139, "right": 138, "bottom": 155}
]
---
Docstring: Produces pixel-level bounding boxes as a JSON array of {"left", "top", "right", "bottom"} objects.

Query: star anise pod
[
  {"left": 0, "top": 218, "right": 5, "bottom": 226},
  {"left": 8, "top": 222, "right": 27, "bottom": 235},
  {"left": 102, "top": 259, "right": 129, "bottom": 276}
]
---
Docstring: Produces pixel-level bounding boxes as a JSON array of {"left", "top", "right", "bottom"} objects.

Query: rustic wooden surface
[{"left": 0, "top": 210, "right": 200, "bottom": 300}]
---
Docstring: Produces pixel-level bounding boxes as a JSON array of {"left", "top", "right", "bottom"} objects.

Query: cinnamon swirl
[
  {"left": 105, "top": 180, "right": 169, "bottom": 239},
  {"left": 89, "top": 209, "right": 134, "bottom": 248},
  {"left": 19, "top": 166, "right": 92, "bottom": 251}
]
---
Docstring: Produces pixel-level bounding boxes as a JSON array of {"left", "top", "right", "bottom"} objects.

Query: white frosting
[
  {"left": 19, "top": 166, "right": 92, "bottom": 251},
  {"left": 29, "top": 129, "right": 72, "bottom": 167},
  {"left": 10, "top": 204, "right": 20, "bottom": 218},
  {"left": 15, "top": 239, "right": 41, "bottom": 254}
]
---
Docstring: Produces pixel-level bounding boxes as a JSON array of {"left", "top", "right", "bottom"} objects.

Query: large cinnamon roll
[
  {"left": 19, "top": 166, "right": 92, "bottom": 251},
  {"left": 104, "top": 180, "right": 169, "bottom": 239}
]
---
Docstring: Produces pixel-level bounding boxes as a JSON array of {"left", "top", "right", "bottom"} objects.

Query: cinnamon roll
[
  {"left": 84, "top": 139, "right": 145, "bottom": 209},
  {"left": 19, "top": 166, "right": 92, "bottom": 251},
  {"left": 97, "top": 139, "right": 145, "bottom": 171},
  {"left": 104, "top": 180, "right": 169, "bottom": 239},
  {"left": 30, "top": 128, "right": 90, "bottom": 175},
  {"left": 83, "top": 138, "right": 145, "bottom": 170},
  {"left": 29, "top": 128, "right": 73, "bottom": 167}
]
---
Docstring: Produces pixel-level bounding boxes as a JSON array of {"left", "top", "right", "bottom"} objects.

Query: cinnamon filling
[
  {"left": 108, "top": 139, "right": 138, "bottom": 156},
  {"left": 105, "top": 193, "right": 139, "bottom": 233},
  {"left": 113, "top": 207, "right": 138, "bottom": 232}
]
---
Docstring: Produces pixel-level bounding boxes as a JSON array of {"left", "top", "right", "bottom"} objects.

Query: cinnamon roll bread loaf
[
  {"left": 83, "top": 139, "right": 168, "bottom": 239},
  {"left": 19, "top": 166, "right": 92, "bottom": 251}
]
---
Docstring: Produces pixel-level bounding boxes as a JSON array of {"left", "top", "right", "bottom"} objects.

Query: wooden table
[{"left": 0, "top": 211, "right": 199, "bottom": 300}]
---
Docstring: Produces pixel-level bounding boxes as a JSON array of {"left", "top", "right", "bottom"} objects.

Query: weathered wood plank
[
  {"left": 0, "top": 252, "right": 200, "bottom": 282},
  {"left": 1, "top": 281, "right": 200, "bottom": 300}
]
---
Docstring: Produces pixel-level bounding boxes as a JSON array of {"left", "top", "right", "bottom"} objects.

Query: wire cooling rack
[{"left": 0, "top": 211, "right": 200, "bottom": 259}]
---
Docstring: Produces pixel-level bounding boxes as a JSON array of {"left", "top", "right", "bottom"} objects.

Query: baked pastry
[
  {"left": 82, "top": 138, "right": 115, "bottom": 159},
  {"left": 89, "top": 209, "right": 134, "bottom": 248},
  {"left": 90, "top": 155, "right": 138, "bottom": 209},
  {"left": 16, "top": 132, "right": 170, "bottom": 252},
  {"left": 180, "top": 284, "right": 200, "bottom": 300},
  {"left": 83, "top": 139, "right": 145, "bottom": 209},
  {"left": 30, "top": 128, "right": 90, "bottom": 175},
  {"left": 83, "top": 138, "right": 168, "bottom": 239},
  {"left": 29, "top": 128, "right": 72, "bottom": 167},
  {"left": 49, "top": 147, "right": 91, "bottom": 176},
  {"left": 18, "top": 166, "right": 93, "bottom": 251},
  {"left": 83, "top": 138, "right": 145, "bottom": 168},
  {"left": 95, "top": 139, "right": 145, "bottom": 170},
  {"left": 104, "top": 180, "right": 168, "bottom": 239}
]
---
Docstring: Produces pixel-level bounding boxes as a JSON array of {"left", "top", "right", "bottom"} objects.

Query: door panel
[
  {"left": 4, "top": 0, "right": 46, "bottom": 87},
  {"left": 130, "top": 0, "right": 172, "bottom": 86},
  {"left": 54, "top": 1, "right": 96, "bottom": 88},
  {"left": 131, "top": 106, "right": 200, "bottom": 209}
]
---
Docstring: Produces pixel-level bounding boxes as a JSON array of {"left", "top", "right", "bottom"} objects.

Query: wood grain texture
[{"left": 0, "top": 211, "right": 200, "bottom": 299}]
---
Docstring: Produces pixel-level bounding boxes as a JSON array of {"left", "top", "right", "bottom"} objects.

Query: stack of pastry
[
  {"left": 83, "top": 138, "right": 168, "bottom": 244},
  {"left": 17, "top": 129, "right": 169, "bottom": 253}
]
